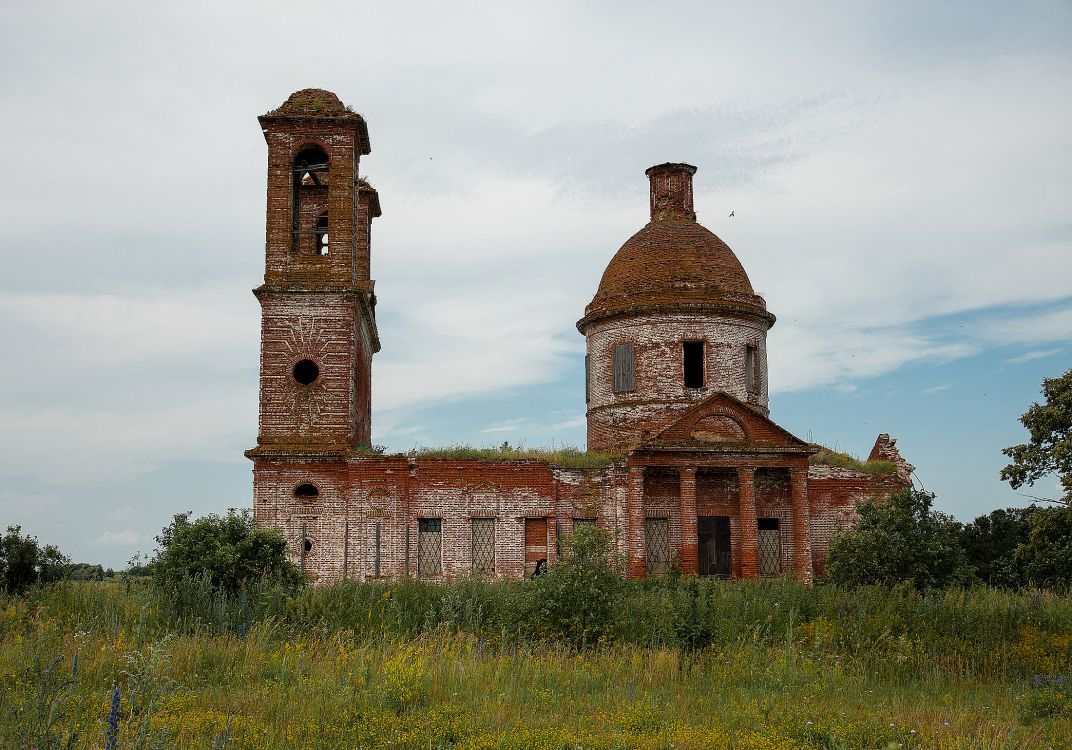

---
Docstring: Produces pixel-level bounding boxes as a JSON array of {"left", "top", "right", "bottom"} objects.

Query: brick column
[
  {"left": 790, "top": 466, "right": 813, "bottom": 583},
  {"left": 679, "top": 468, "right": 698, "bottom": 575},
  {"left": 627, "top": 466, "right": 646, "bottom": 579},
  {"left": 737, "top": 467, "right": 759, "bottom": 579}
]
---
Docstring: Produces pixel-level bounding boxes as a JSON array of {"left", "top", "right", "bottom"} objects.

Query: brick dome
[
  {"left": 259, "top": 89, "right": 371, "bottom": 155},
  {"left": 268, "top": 89, "right": 356, "bottom": 118},
  {"left": 578, "top": 164, "right": 773, "bottom": 331}
]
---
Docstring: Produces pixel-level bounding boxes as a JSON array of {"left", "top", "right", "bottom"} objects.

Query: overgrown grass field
[{"left": 2, "top": 578, "right": 1071, "bottom": 749}]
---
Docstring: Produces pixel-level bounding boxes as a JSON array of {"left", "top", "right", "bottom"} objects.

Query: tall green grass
[
  {"left": 2, "top": 579, "right": 1071, "bottom": 748},
  {"left": 9, "top": 577, "right": 1072, "bottom": 681}
]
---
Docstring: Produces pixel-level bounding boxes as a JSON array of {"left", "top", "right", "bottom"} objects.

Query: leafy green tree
[
  {"left": 959, "top": 506, "right": 1039, "bottom": 587},
  {"left": 1011, "top": 506, "right": 1072, "bottom": 589},
  {"left": 65, "top": 563, "right": 106, "bottom": 582},
  {"left": 150, "top": 509, "right": 302, "bottom": 592},
  {"left": 524, "top": 523, "right": 622, "bottom": 647},
  {"left": 1001, "top": 368, "right": 1072, "bottom": 506},
  {"left": 823, "top": 489, "right": 974, "bottom": 589},
  {"left": 0, "top": 526, "right": 69, "bottom": 594}
]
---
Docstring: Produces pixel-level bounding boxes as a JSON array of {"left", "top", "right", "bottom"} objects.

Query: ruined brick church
[{"left": 247, "top": 89, "right": 912, "bottom": 583}]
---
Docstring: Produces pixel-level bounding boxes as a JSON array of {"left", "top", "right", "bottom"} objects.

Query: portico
[{"left": 622, "top": 392, "right": 816, "bottom": 581}]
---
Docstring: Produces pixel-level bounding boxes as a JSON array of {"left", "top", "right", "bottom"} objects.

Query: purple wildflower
[{"left": 105, "top": 685, "right": 120, "bottom": 750}]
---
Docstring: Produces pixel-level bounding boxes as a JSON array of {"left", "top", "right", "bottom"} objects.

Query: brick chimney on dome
[{"left": 646, "top": 162, "right": 697, "bottom": 221}]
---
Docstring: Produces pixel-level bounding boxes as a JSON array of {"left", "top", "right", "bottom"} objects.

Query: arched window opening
[
  {"left": 315, "top": 212, "right": 329, "bottom": 255},
  {"left": 302, "top": 539, "right": 313, "bottom": 553},
  {"left": 294, "top": 483, "right": 319, "bottom": 500},
  {"left": 292, "top": 145, "right": 329, "bottom": 256}
]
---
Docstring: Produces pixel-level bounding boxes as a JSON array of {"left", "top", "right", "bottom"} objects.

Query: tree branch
[{"left": 1017, "top": 492, "right": 1070, "bottom": 507}]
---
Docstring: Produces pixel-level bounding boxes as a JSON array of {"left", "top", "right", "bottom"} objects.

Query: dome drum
[{"left": 581, "top": 164, "right": 774, "bottom": 451}]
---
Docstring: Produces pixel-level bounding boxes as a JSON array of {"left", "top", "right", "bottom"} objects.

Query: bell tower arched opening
[{"left": 292, "top": 144, "right": 329, "bottom": 257}]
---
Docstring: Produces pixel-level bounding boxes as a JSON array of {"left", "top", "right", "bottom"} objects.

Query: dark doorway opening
[{"left": 698, "top": 516, "right": 731, "bottom": 578}]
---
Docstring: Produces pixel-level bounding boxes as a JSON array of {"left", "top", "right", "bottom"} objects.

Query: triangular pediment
[{"left": 640, "top": 391, "right": 811, "bottom": 453}]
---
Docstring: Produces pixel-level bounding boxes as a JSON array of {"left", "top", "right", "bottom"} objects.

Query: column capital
[{"left": 737, "top": 466, "right": 756, "bottom": 480}]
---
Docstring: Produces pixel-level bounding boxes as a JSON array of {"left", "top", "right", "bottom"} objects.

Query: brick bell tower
[{"left": 247, "top": 90, "right": 381, "bottom": 536}]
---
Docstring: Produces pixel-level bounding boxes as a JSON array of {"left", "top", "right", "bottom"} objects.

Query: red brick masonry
[{"left": 248, "top": 92, "right": 911, "bottom": 583}]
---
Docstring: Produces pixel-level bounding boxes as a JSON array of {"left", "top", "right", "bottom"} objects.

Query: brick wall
[
  {"left": 585, "top": 311, "right": 769, "bottom": 450},
  {"left": 806, "top": 465, "right": 910, "bottom": 576},
  {"left": 253, "top": 452, "right": 906, "bottom": 584}
]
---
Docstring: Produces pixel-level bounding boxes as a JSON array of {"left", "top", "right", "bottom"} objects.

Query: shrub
[
  {"left": 823, "top": 489, "right": 975, "bottom": 589},
  {"left": 150, "top": 509, "right": 303, "bottom": 593},
  {"left": 960, "top": 505, "right": 1039, "bottom": 587},
  {"left": 1013, "top": 506, "right": 1072, "bottom": 589},
  {"left": 523, "top": 524, "right": 622, "bottom": 647}
]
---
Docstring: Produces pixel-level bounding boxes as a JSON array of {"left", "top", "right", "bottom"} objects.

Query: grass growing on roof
[
  {"left": 407, "top": 442, "right": 617, "bottom": 468},
  {"left": 809, "top": 445, "right": 896, "bottom": 474}
]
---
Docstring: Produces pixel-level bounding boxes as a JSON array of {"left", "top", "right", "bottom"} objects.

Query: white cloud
[
  {"left": 1007, "top": 348, "right": 1065, "bottom": 364},
  {"left": 480, "top": 418, "right": 531, "bottom": 434},
  {"left": 91, "top": 530, "right": 150, "bottom": 546},
  {"left": 551, "top": 415, "right": 587, "bottom": 431},
  {"left": 922, "top": 384, "right": 954, "bottom": 396}
]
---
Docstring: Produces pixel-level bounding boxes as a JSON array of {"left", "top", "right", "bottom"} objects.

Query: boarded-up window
[
  {"left": 645, "top": 517, "right": 670, "bottom": 577},
  {"left": 572, "top": 517, "right": 597, "bottom": 532},
  {"left": 613, "top": 343, "right": 636, "bottom": 394},
  {"left": 745, "top": 345, "right": 757, "bottom": 397},
  {"left": 471, "top": 518, "right": 495, "bottom": 574},
  {"left": 524, "top": 517, "right": 548, "bottom": 577},
  {"left": 417, "top": 518, "right": 442, "bottom": 577},
  {"left": 758, "top": 517, "right": 781, "bottom": 577},
  {"left": 584, "top": 354, "right": 590, "bottom": 403},
  {"left": 683, "top": 340, "right": 704, "bottom": 388}
]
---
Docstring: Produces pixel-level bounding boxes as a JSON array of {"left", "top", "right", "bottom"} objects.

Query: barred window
[
  {"left": 645, "top": 517, "right": 670, "bottom": 577},
  {"left": 758, "top": 517, "right": 781, "bottom": 577},
  {"left": 417, "top": 518, "right": 442, "bottom": 577},
  {"left": 471, "top": 518, "right": 495, "bottom": 574}
]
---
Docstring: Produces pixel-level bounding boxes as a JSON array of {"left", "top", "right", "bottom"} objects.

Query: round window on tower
[{"left": 292, "top": 359, "right": 319, "bottom": 385}]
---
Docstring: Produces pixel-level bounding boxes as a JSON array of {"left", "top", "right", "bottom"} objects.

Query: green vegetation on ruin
[
  {"left": 408, "top": 443, "right": 617, "bottom": 468},
  {"left": 354, "top": 442, "right": 618, "bottom": 469},
  {"left": 808, "top": 445, "right": 897, "bottom": 474}
]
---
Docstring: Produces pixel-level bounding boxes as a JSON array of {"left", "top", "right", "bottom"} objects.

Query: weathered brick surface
[
  {"left": 806, "top": 464, "right": 910, "bottom": 576},
  {"left": 584, "top": 312, "right": 770, "bottom": 450},
  {"left": 247, "top": 93, "right": 912, "bottom": 585}
]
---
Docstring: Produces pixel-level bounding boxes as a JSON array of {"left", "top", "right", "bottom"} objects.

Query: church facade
[{"left": 247, "top": 89, "right": 912, "bottom": 583}]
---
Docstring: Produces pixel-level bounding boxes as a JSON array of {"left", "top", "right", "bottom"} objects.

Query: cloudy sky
[{"left": 1, "top": 1, "right": 1070, "bottom": 568}]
